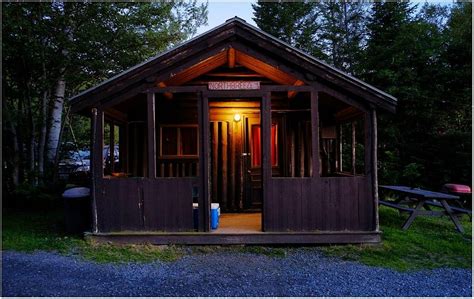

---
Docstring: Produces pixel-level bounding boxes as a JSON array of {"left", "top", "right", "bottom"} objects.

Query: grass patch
[
  {"left": 80, "top": 242, "right": 182, "bottom": 263},
  {"left": 2, "top": 209, "right": 182, "bottom": 264},
  {"left": 321, "top": 206, "right": 472, "bottom": 271},
  {"left": 239, "top": 245, "right": 288, "bottom": 258},
  {"left": 2, "top": 210, "right": 82, "bottom": 253},
  {"left": 188, "top": 245, "right": 288, "bottom": 258}
]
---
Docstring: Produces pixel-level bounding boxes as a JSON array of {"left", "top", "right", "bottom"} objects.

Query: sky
[{"left": 195, "top": 1, "right": 257, "bottom": 35}]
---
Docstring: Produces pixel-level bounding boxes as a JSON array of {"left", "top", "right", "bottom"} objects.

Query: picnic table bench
[{"left": 379, "top": 185, "right": 470, "bottom": 233}]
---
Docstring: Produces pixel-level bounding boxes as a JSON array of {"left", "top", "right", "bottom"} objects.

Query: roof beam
[
  {"left": 158, "top": 82, "right": 173, "bottom": 100},
  {"left": 235, "top": 50, "right": 296, "bottom": 85},
  {"left": 334, "top": 106, "right": 364, "bottom": 123},
  {"left": 205, "top": 71, "right": 262, "bottom": 78},
  {"left": 288, "top": 79, "right": 305, "bottom": 99},
  {"left": 104, "top": 108, "right": 128, "bottom": 123},
  {"left": 163, "top": 51, "right": 227, "bottom": 86},
  {"left": 228, "top": 48, "right": 236, "bottom": 68}
]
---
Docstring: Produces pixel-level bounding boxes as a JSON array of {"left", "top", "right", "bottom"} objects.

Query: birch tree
[{"left": 3, "top": 2, "right": 207, "bottom": 191}]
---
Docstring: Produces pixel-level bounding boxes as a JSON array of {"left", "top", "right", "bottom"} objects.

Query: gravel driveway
[{"left": 2, "top": 250, "right": 471, "bottom": 297}]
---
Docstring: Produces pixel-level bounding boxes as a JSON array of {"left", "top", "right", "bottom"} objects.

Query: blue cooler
[{"left": 211, "top": 203, "right": 220, "bottom": 230}]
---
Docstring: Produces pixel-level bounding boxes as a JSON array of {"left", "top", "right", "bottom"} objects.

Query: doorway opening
[{"left": 208, "top": 98, "right": 264, "bottom": 233}]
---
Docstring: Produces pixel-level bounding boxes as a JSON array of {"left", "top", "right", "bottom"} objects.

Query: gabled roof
[{"left": 70, "top": 17, "right": 397, "bottom": 113}]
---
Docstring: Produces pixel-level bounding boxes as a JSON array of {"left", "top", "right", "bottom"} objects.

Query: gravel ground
[{"left": 2, "top": 250, "right": 472, "bottom": 297}]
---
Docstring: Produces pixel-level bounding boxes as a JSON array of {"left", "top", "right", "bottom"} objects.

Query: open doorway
[{"left": 208, "top": 98, "right": 263, "bottom": 233}]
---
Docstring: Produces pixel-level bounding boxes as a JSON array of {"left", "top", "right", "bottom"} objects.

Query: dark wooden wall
[
  {"left": 264, "top": 177, "right": 373, "bottom": 231},
  {"left": 95, "top": 177, "right": 195, "bottom": 232}
]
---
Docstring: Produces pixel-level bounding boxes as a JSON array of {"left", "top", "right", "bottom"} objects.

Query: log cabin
[{"left": 70, "top": 17, "right": 397, "bottom": 245}]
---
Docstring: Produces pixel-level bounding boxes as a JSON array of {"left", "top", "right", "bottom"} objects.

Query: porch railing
[{"left": 157, "top": 157, "right": 199, "bottom": 177}]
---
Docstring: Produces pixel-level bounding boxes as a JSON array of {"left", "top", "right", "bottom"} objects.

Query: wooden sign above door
[{"left": 208, "top": 81, "right": 260, "bottom": 90}]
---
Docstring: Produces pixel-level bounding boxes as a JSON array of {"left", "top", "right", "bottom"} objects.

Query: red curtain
[{"left": 252, "top": 125, "right": 277, "bottom": 167}]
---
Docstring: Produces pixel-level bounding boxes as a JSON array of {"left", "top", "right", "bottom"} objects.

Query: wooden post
[
  {"left": 229, "top": 121, "right": 235, "bottom": 210},
  {"left": 336, "top": 124, "right": 342, "bottom": 172},
  {"left": 290, "top": 128, "right": 295, "bottom": 177},
  {"left": 91, "top": 108, "right": 103, "bottom": 233},
  {"left": 118, "top": 124, "right": 125, "bottom": 172},
  {"left": 311, "top": 90, "right": 320, "bottom": 178},
  {"left": 125, "top": 123, "right": 129, "bottom": 174},
  {"left": 109, "top": 122, "right": 115, "bottom": 173},
  {"left": 261, "top": 92, "right": 271, "bottom": 231},
  {"left": 147, "top": 92, "right": 156, "bottom": 178},
  {"left": 281, "top": 116, "right": 288, "bottom": 176},
  {"left": 132, "top": 124, "right": 138, "bottom": 176},
  {"left": 371, "top": 108, "right": 379, "bottom": 232},
  {"left": 298, "top": 122, "right": 304, "bottom": 177},
  {"left": 221, "top": 122, "right": 228, "bottom": 209},
  {"left": 364, "top": 113, "right": 371, "bottom": 177},
  {"left": 212, "top": 122, "right": 218, "bottom": 204},
  {"left": 198, "top": 92, "right": 210, "bottom": 232},
  {"left": 351, "top": 121, "right": 356, "bottom": 175}
]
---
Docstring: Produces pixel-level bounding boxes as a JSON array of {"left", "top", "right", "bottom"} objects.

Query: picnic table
[{"left": 379, "top": 185, "right": 470, "bottom": 233}]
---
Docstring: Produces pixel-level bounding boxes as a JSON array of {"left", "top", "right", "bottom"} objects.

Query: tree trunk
[
  {"left": 46, "top": 75, "right": 66, "bottom": 164},
  {"left": 26, "top": 87, "right": 36, "bottom": 184},
  {"left": 9, "top": 122, "right": 21, "bottom": 187},
  {"left": 38, "top": 90, "right": 49, "bottom": 179}
]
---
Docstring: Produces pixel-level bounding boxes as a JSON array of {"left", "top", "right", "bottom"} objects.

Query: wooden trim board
[{"left": 85, "top": 231, "right": 381, "bottom": 245}]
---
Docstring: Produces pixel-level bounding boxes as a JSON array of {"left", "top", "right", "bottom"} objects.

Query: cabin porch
[
  {"left": 78, "top": 26, "right": 388, "bottom": 244},
  {"left": 90, "top": 83, "right": 376, "bottom": 239}
]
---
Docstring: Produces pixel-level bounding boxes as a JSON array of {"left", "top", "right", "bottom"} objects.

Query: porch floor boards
[
  {"left": 86, "top": 212, "right": 381, "bottom": 244},
  {"left": 212, "top": 213, "right": 262, "bottom": 234}
]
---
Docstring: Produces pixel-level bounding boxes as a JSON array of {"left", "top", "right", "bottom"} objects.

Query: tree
[
  {"left": 252, "top": 1, "right": 471, "bottom": 187},
  {"left": 314, "top": 2, "right": 366, "bottom": 73},
  {"left": 252, "top": 1, "right": 367, "bottom": 74},
  {"left": 433, "top": 2, "right": 472, "bottom": 185},
  {"left": 362, "top": 2, "right": 471, "bottom": 187},
  {"left": 252, "top": 1, "right": 324, "bottom": 57},
  {"left": 2, "top": 2, "right": 207, "bottom": 191}
]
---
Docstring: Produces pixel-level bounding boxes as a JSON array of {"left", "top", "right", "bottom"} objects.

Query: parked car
[{"left": 58, "top": 149, "right": 90, "bottom": 180}]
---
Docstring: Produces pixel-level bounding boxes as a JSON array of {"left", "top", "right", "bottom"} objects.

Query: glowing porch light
[{"left": 233, "top": 113, "right": 241, "bottom": 122}]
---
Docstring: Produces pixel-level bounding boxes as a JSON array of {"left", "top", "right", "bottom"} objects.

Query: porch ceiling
[{"left": 159, "top": 49, "right": 304, "bottom": 99}]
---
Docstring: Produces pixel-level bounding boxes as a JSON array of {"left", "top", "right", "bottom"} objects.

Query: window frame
[{"left": 159, "top": 124, "right": 199, "bottom": 158}]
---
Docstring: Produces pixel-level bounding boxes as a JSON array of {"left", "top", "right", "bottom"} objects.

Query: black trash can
[{"left": 62, "top": 187, "right": 92, "bottom": 235}]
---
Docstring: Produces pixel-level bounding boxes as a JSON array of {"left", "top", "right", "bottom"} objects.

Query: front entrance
[{"left": 209, "top": 99, "right": 262, "bottom": 213}]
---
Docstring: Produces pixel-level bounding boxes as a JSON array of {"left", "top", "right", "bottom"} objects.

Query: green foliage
[
  {"left": 401, "top": 162, "right": 424, "bottom": 187},
  {"left": 321, "top": 206, "right": 472, "bottom": 271},
  {"left": 360, "top": 2, "right": 471, "bottom": 188},
  {"left": 2, "top": 2, "right": 208, "bottom": 190},
  {"left": 252, "top": 1, "right": 322, "bottom": 56},
  {"left": 252, "top": 1, "right": 367, "bottom": 72},
  {"left": 253, "top": 2, "right": 471, "bottom": 188}
]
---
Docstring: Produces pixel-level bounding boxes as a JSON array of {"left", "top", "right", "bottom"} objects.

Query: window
[
  {"left": 103, "top": 122, "right": 125, "bottom": 177},
  {"left": 159, "top": 125, "right": 198, "bottom": 157},
  {"left": 339, "top": 118, "right": 365, "bottom": 176},
  {"left": 271, "top": 91, "right": 313, "bottom": 177}
]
